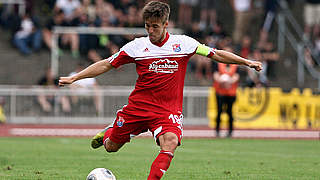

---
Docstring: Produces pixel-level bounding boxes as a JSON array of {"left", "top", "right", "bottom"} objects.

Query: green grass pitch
[{"left": 0, "top": 137, "right": 319, "bottom": 179}]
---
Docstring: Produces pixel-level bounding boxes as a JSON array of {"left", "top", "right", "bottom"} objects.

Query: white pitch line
[{"left": 9, "top": 128, "right": 320, "bottom": 139}]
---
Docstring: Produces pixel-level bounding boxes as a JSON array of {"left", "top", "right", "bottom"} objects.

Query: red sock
[
  {"left": 102, "top": 127, "right": 113, "bottom": 145},
  {"left": 148, "top": 150, "right": 174, "bottom": 180}
]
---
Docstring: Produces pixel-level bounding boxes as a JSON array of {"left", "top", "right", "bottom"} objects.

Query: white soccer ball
[{"left": 86, "top": 168, "right": 116, "bottom": 180}]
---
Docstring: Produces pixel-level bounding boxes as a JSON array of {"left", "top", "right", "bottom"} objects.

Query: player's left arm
[{"left": 196, "top": 44, "right": 263, "bottom": 71}]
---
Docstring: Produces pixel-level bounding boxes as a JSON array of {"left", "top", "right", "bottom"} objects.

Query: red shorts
[{"left": 109, "top": 110, "right": 183, "bottom": 145}]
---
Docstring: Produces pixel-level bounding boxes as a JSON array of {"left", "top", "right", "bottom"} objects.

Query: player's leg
[
  {"left": 31, "top": 30, "right": 42, "bottom": 51},
  {"left": 158, "top": 132, "right": 178, "bottom": 151},
  {"left": 91, "top": 124, "right": 113, "bottom": 149},
  {"left": 215, "top": 94, "right": 223, "bottom": 137},
  {"left": 101, "top": 122, "right": 124, "bottom": 152},
  {"left": 147, "top": 113, "right": 183, "bottom": 180},
  {"left": 91, "top": 123, "right": 124, "bottom": 151},
  {"left": 91, "top": 108, "right": 127, "bottom": 149},
  {"left": 104, "top": 118, "right": 148, "bottom": 152},
  {"left": 226, "top": 96, "right": 236, "bottom": 137},
  {"left": 148, "top": 132, "right": 178, "bottom": 180},
  {"left": 103, "top": 138, "right": 125, "bottom": 153},
  {"left": 92, "top": 110, "right": 147, "bottom": 152},
  {"left": 91, "top": 108, "right": 125, "bottom": 149}
]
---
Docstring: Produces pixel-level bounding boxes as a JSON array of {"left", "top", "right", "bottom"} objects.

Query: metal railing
[
  {"left": 277, "top": 0, "right": 320, "bottom": 88},
  {"left": 0, "top": 86, "right": 210, "bottom": 125}
]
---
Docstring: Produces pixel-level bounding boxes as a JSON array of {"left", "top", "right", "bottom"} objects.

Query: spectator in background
[
  {"left": 97, "top": 1, "right": 118, "bottom": 26},
  {"left": 261, "top": 41, "right": 279, "bottom": 80},
  {"left": 112, "top": 0, "right": 137, "bottom": 26},
  {"left": 186, "top": 22, "right": 204, "bottom": 41},
  {"left": 237, "top": 35, "right": 252, "bottom": 59},
  {"left": 178, "top": 0, "right": 198, "bottom": 27},
  {"left": 68, "top": 63, "right": 102, "bottom": 114},
  {"left": 42, "top": 10, "right": 80, "bottom": 58},
  {"left": 230, "top": 0, "right": 252, "bottom": 45},
  {"left": 0, "top": 2, "right": 24, "bottom": 30},
  {"left": 259, "top": 0, "right": 278, "bottom": 46},
  {"left": 199, "top": 0, "right": 217, "bottom": 31},
  {"left": 13, "top": 12, "right": 42, "bottom": 55},
  {"left": 93, "top": 5, "right": 122, "bottom": 61},
  {"left": 315, "top": 33, "right": 320, "bottom": 58},
  {"left": 54, "top": 0, "right": 81, "bottom": 23},
  {"left": 213, "top": 46, "right": 240, "bottom": 138},
  {"left": 71, "top": 8, "right": 101, "bottom": 62},
  {"left": 89, "top": 0, "right": 121, "bottom": 61},
  {"left": 216, "top": 36, "right": 233, "bottom": 51},
  {"left": 37, "top": 68, "right": 71, "bottom": 114},
  {"left": 24, "top": 0, "right": 35, "bottom": 15},
  {"left": 186, "top": 22, "right": 207, "bottom": 80},
  {"left": 193, "top": 54, "right": 212, "bottom": 82},
  {"left": 95, "top": 0, "right": 112, "bottom": 20},
  {"left": 125, "top": 5, "right": 144, "bottom": 27},
  {"left": 304, "top": 46, "right": 315, "bottom": 67},
  {"left": 304, "top": 0, "right": 320, "bottom": 40},
  {"left": 310, "top": 24, "right": 320, "bottom": 66},
  {"left": 0, "top": 97, "right": 6, "bottom": 124},
  {"left": 80, "top": 0, "right": 97, "bottom": 23},
  {"left": 44, "top": 0, "right": 56, "bottom": 11},
  {"left": 209, "top": 21, "right": 227, "bottom": 42},
  {"left": 122, "top": 4, "right": 144, "bottom": 48},
  {"left": 246, "top": 48, "right": 267, "bottom": 87}
]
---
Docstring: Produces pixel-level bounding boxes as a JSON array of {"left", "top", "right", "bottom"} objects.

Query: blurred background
[{"left": 0, "top": 0, "right": 319, "bottom": 134}]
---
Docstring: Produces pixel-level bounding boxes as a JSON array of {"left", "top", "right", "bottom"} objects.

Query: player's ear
[{"left": 164, "top": 20, "right": 168, "bottom": 28}]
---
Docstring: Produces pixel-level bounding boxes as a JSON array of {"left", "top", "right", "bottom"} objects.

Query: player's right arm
[{"left": 59, "top": 60, "right": 113, "bottom": 86}]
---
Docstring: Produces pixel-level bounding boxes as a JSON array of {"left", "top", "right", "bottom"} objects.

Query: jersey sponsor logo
[
  {"left": 149, "top": 59, "right": 178, "bottom": 73},
  {"left": 172, "top": 44, "right": 181, "bottom": 52},
  {"left": 117, "top": 116, "right": 125, "bottom": 127},
  {"left": 143, "top": 48, "right": 149, "bottom": 52}
]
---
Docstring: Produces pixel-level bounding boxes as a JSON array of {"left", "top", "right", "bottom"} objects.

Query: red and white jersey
[{"left": 106, "top": 33, "right": 200, "bottom": 121}]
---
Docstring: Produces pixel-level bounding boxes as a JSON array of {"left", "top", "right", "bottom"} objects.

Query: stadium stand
[{"left": 0, "top": 0, "right": 318, "bottom": 90}]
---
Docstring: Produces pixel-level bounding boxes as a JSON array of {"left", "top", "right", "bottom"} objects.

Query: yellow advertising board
[{"left": 207, "top": 87, "right": 320, "bottom": 130}]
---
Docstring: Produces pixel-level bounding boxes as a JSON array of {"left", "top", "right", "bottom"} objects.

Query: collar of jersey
[{"left": 151, "top": 32, "right": 170, "bottom": 47}]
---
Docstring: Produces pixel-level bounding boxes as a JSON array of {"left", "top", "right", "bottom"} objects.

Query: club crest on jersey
[
  {"left": 149, "top": 59, "right": 178, "bottom": 73},
  {"left": 117, "top": 116, "right": 125, "bottom": 127},
  {"left": 172, "top": 44, "right": 181, "bottom": 52}
]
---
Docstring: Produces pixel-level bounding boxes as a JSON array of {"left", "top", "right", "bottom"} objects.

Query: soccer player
[{"left": 59, "top": 1, "right": 262, "bottom": 179}]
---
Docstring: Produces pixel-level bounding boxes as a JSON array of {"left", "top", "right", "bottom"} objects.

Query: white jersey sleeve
[
  {"left": 120, "top": 39, "right": 138, "bottom": 57},
  {"left": 180, "top": 35, "right": 200, "bottom": 54},
  {"left": 179, "top": 35, "right": 216, "bottom": 57}
]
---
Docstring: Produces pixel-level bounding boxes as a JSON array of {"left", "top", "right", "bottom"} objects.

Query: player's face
[{"left": 145, "top": 18, "right": 168, "bottom": 44}]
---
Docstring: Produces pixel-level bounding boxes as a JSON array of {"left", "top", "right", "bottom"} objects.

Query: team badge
[
  {"left": 172, "top": 44, "right": 181, "bottom": 52},
  {"left": 117, "top": 116, "right": 125, "bottom": 127}
]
